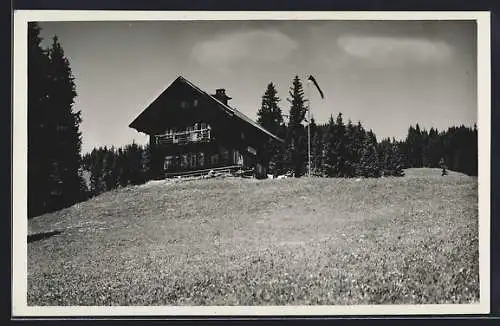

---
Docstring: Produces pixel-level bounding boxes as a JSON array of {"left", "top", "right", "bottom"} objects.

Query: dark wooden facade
[{"left": 129, "top": 76, "right": 283, "bottom": 178}]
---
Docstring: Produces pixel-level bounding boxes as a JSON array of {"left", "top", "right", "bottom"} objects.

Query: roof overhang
[{"left": 129, "top": 76, "right": 284, "bottom": 143}]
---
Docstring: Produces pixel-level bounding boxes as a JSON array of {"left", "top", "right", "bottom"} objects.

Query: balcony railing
[{"left": 155, "top": 128, "right": 211, "bottom": 145}]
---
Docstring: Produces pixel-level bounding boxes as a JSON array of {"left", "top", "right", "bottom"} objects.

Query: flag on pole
[{"left": 307, "top": 75, "right": 325, "bottom": 99}]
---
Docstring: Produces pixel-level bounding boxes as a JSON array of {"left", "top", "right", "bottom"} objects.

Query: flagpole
[
  {"left": 306, "top": 75, "right": 324, "bottom": 178},
  {"left": 307, "top": 79, "right": 312, "bottom": 177}
]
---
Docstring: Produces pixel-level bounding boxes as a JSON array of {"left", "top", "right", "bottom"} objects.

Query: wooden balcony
[{"left": 155, "top": 128, "right": 211, "bottom": 145}]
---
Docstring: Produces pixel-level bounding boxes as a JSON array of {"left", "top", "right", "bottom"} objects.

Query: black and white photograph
[{"left": 12, "top": 11, "right": 491, "bottom": 316}]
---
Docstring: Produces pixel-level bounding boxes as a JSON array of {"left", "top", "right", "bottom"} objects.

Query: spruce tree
[
  {"left": 413, "top": 123, "right": 424, "bottom": 167},
  {"left": 125, "top": 142, "right": 145, "bottom": 185},
  {"left": 79, "top": 152, "right": 92, "bottom": 198},
  {"left": 358, "top": 129, "right": 381, "bottom": 177},
  {"left": 273, "top": 123, "right": 288, "bottom": 175},
  {"left": 344, "top": 120, "right": 356, "bottom": 177},
  {"left": 288, "top": 76, "right": 308, "bottom": 128},
  {"left": 103, "top": 147, "right": 118, "bottom": 191},
  {"left": 116, "top": 147, "right": 129, "bottom": 187},
  {"left": 377, "top": 137, "right": 405, "bottom": 177},
  {"left": 425, "top": 127, "right": 439, "bottom": 168},
  {"left": 28, "top": 26, "right": 84, "bottom": 216},
  {"left": 309, "top": 118, "right": 324, "bottom": 176},
  {"left": 257, "top": 82, "right": 283, "bottom": 135},
  {"left": 405, "top": 125, "right": 417, "bottom": 168},
  {"left": 471, "top": 124, "right": 478, "bottom": 176},
  {"left": 256, "top": 82, "right": 285, "bottom": 175},
  {"left": 89, "top": 147, "right": 106, "bottom": 196},
  {"left": 333, "top": 113, "right": 347, "bottom": 177},
  {"left": 46, "top": 36, "right": 84, "bottom": 210},
  {"left": 421, "top": 128, "right": 431, "bottom": 167},
  {"left": 322, "top": 115, "right": 337, "bottom": 177},
  {"left": 141, "top": 143, "right": 152, "bottom": 182},
  {"left": 390, "top": 138, "right": 405, "bottom": 176},
  {"left": 286, "top": 76, "right": 308, "bottom": 177},
  {"left": 400, "top": 124, "right": 477, "bottom": 176},
  {"left": 28, "top": 22, "right": 52, "bottom": 217},
  {"left": 348, "top": 120, "right": 366, "bottom": 177},
  {"left": 378, "top": 138, "right": 391, "bottom": 176}
]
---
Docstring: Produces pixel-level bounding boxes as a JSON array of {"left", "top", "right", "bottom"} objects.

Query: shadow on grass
[{"left": 28, "top": 230, "right": 62, "bottom": 243}]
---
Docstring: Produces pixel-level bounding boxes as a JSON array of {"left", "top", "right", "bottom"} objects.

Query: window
[
  {"left": 164, "top": 156, "right": 174, "bottom": 170},
  {"left": 233, "top": 150, "right": 238, "bottom": 165},
  {"left": 180, "top": 100, "right": 188, "bottom": 109},
  {"left": 190, "top": 131, "right": 197, "bottom": 142},
  {"left": 221, "top": 148, "right": 229, "bottom": 161},
  {"left": 198, "top": 153, "right": 205, "bottom": 167},
  {"left": 180, "top": 154, "right": 189, "bottom": 169},
  {"left": 193, "top": 99, "right": 199, "bottom": 107},
  {"left": 190, "top": 153, "right": 197, "bottom": 168},
  {"left": 211, "top": 154, "right": 219, "bottom": 165},
  {"left": 233, "top": 150, "right": 243, "bottom": 166},
  {"left": 247, "top": 146, "right": 257, "bottom": 156}
]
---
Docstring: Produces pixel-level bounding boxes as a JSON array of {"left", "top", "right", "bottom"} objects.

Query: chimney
[{"left": 212, "top": 88, "right": 232, "bottom": 106}]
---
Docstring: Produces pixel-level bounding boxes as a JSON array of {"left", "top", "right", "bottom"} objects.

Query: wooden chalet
[{"left": 129, "top": 76, "right": 284, "bottom": 178}]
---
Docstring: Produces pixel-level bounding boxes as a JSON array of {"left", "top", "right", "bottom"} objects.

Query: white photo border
[{"left": 12, "top": 10, "right": 491, "bottom": 317}]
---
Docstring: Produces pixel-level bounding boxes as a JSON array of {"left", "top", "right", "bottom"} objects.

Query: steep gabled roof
[{"left": 129, "top": 76, "right": 284, "bottom": 143}]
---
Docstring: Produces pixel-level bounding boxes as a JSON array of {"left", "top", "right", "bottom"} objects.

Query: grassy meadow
[{"left": 27, "top": 168, "right": 479, "bottom": 306}]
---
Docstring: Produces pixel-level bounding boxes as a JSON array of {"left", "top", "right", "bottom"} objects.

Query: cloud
[
  {"left": 337, "top": 35, "right": 454, "bottom": 65},
  {"left": 190, "top": 29, "right": 298, "bottom": 71}
]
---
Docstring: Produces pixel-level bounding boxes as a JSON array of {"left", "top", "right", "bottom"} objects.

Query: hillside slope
[{"left": 27, "top": 169, "right": 479, "bottom": 306}]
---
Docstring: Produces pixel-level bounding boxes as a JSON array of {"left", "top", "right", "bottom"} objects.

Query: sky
[{"left": 37, "top": 19, "right": 477, "bottom": 154}]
